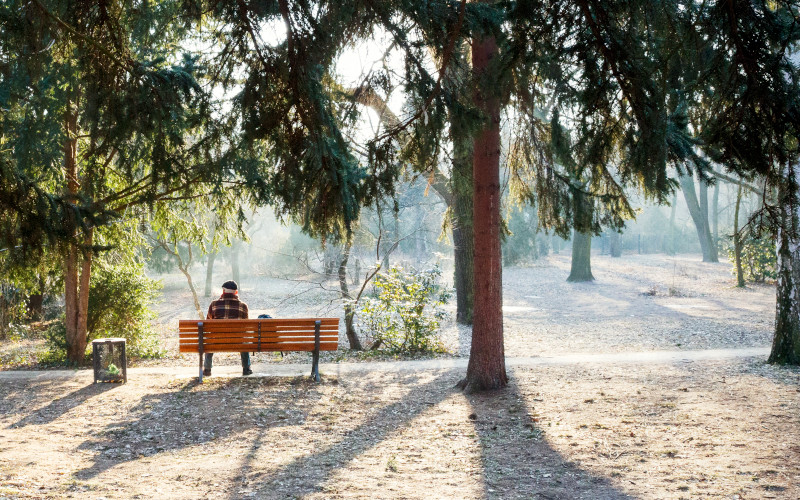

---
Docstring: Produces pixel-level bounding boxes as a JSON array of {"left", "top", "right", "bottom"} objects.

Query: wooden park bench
[{"left": 178, "top": 318, "right": 340, "bottom": 382}]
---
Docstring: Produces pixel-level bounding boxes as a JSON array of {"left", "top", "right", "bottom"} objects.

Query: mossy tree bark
[{"left": 452, "top": 134, "right": 475, "bottom": 325}]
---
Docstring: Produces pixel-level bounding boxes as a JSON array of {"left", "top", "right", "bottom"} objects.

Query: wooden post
[
  {"left": 198, "top": 322, "right": 204, "bottom": 382},
  {"left": 311, "top": 320, "right": 321, "bottom": 382}
]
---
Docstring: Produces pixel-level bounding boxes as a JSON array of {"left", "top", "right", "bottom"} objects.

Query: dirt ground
[{"left": 0, "top": 253, "right": 798, "bottom": 499}]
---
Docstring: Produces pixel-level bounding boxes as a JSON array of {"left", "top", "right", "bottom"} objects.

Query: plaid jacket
[{"left": 207, "top": 293, "right": 249, "bottom": 320}]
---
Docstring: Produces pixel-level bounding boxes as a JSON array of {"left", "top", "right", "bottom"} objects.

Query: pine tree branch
[{"left": 367, "top": 0, "right": 468, "bottom": 143}]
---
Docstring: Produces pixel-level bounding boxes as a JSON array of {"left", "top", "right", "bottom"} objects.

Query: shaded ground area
[{"left": 0, "top": 358, "right": 797, "bottom": 499}]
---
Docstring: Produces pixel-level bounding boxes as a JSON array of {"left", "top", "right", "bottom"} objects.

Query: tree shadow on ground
[
  {"left": 72, "top": 376, "right": 325, "bottom": 481},
  {"left": 230, "top": 372, "right": 453, "bottom": 498},
  {"left": 464, "top": 375, "right": 633, "bottom": 499},
  {"left": 230, "top": 370, "right": 632, "bottom": 499},
  {"left": 7, "top": 381, "right": 116, "bottom": 429}
]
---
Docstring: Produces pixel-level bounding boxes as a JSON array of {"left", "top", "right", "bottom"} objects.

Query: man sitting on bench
[{"left": 203, "top": 280, "right": 253, "bottom": 376}]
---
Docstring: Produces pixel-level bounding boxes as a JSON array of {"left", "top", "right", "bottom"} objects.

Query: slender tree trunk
[
  {"left": 178, "top": 244, "right": 203, "bottom": 318},
  {"left": 668, "top": 192, "right": 678, "bottom": 255},
  {"left": 204, "top": 252, "right": 217, "bottom": 297},
  {"left": 63, "top": 94, "right": 91, "bottom": 364},
  {"left": 712, "top": 181, "right": 720, "bottom": 247},
  {"left": 452, "top": 133, "right": 475, "bottom": 325},
  {"left": 609, "top": 231, "right": 621, "bottom": 258},
  {"left": 568, "top": 230, "right": 594, "bottom": 281},
  {"left": 338, "top": 239, "right": 362, "bottom": 350},
  {"left": 231, "top": 239, "right": 241, "bottom": 284},
  {"left": 769, "top": 164, "right": 800, "bottom": 365},
  {"left": 204, "top": 224, "right": 217, "bottom": 297},
  {"left": 180, "top": 265, "right": 203, "bottom": 319},
  {"left": 457, "top": 28, "right": 507, "bottom": 394},
  {"left": 352, "top": 257, "right": 360, "bottom": 286},
  {"left": 733, "top": 185, "right": 745, "bottom": 287},
  {"left": 680, "top": 173, "right": 718, "bottom": 262}
]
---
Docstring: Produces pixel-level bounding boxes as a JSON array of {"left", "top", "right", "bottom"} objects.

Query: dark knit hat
[{"left": 221, "top": 280, "right": 238, "bottom": 291}]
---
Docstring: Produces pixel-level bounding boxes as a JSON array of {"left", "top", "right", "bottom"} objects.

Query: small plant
[{"left": 357, "top": 265, "right": 451, "bottom": 354}]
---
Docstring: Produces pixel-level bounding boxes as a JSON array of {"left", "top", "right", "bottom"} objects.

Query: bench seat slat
[
  {"left": 179, "top": 329, "right": 339, "bottom": 337},
  {"left": 180, "top": 342, "right": 338, "bottom": 353},
  {"left": 179, "top": 337, "right": 339, "bottom": 345}
]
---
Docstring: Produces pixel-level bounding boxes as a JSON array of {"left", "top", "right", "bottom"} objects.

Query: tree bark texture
[
  {"left": 680, "top": 173, "right": 718, "bottom": 262},
  {"left": 568, "top": 230, "right": 594, "bottom": 282},
  {"left": 733, "top": 185, "right": 745, "bottom": 287},
  {"left": 338, "top": 240, "right": 362, "bottom": 350},
  {"left": 451, "top": 133, "right": 475, "bottom": 325},
  {"left": 63, "top": 97, "right": 92, "bottom": 364},
  {"left": 712, "top": 181, "right": 720, "bottom": 246},
  {"left": 769, "top": 165, "right": 800, "bottom": 365},
  {"left": 457, "top": 30, "right": 507, "bottom": 393}
]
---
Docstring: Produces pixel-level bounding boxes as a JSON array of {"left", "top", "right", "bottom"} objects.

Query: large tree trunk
[
  {"left": 680, "top": 173, "right": 718, "bottom": 262},
  {"left": 769, "top": 165, "right": 800, "bottom": 365},
  {"left": 568, "top": 230, "right": 594, "bottom": 282},
  {"left": 457, "top": 29, "right": 507, "bottom": 393},
  {"left": 338, "top": 239, "right": 362, "bottom": 350},
  {"left": 733, "top": 185, "right": 745, "bottom": 287},
  {"left": 451, "top": 133, "right": 475, "bottom": 325}
]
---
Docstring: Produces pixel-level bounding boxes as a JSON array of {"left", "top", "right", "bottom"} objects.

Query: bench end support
[
  {"left": 311, "top": 320, "right": 321, "bottom": 382},
  {"left": 198, "top": 322, "right": 205, "bottom": 383}
]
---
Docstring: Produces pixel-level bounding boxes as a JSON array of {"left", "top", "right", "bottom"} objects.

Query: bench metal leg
[{"left": 311, "top": 320, "right": 321, "bottom": 382}]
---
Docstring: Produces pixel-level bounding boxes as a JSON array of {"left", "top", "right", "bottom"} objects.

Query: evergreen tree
[{"left": 0, "top": 0, "right": 247, "bottom": 362}]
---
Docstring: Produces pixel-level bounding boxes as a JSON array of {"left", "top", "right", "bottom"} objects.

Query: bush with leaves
[
  {"left": 46, "top": 263, "right": 164, "bottom": 362},
  {"left": 726, "top": 231, "right": 777, "bottom": 283},
  {"left": 357, "top": 265, "right": 450, "bottom": 354}
]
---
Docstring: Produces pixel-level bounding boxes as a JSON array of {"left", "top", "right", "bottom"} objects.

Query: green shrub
[
  {"left": 87, "top": 265, "right": 165, "bottom": 358},
  {"left": 45, "top": 264, "right": 165, "bottom": 362},
  {"left": 726, "top": 232, "right": 777, "bottom": 283},
  {"left": 357, "top": 265, "right": 450, "bottom": 354}
]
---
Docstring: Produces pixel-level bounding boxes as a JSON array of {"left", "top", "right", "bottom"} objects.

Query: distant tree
[{"left": 679, "top": 173, "right": 718, "bottom": 262}]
